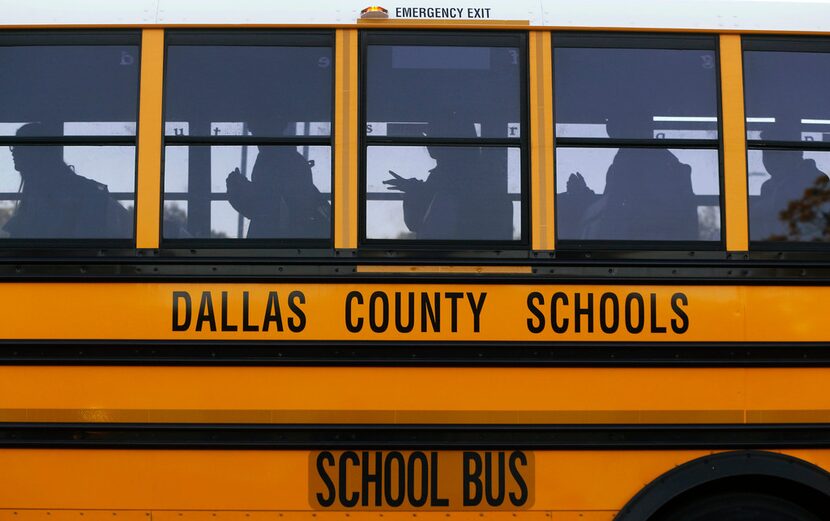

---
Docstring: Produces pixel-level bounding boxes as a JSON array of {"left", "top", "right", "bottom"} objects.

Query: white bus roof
[{"left": 2, "top": 0, "right": 830, "bottom": 33}]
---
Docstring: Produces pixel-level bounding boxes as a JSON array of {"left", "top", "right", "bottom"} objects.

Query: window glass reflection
[
  {"left": 556, "top": 147, "right": 720, "bottom": 241},
  {"left": 745, "top": 51, "right": 830, "bottom": 142},
  {"left": 554, "top": 48, "right": 719, "bottom": 140},
  {"left": 748, "top": 149, "right": 830, "bottom": 241},
  {"left": 163, "top": 145, "right": 331, "bottom": 240},
  {"left": 366, "top": 45, "right": 521, "bottom": 139},
  {"left": 0, "top": 141, "right": 134, "bottom": 239},
  {"left": 366, "top": 146, "right": 520, "bottom": 240},
  {"left": 165, "top": 46, "right": 332, "bottom": 137}
]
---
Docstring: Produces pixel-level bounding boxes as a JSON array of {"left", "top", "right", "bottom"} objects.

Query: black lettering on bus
[
  {"left": 288, "top": 290, "right": 306, "bottom": 332},
  {"left": 395, "top": 292, "right": 415, "bottom": 333},
  {"left": 422, "top": 292, "right": 440, "bottom": 332},
  {"left": 407, "top": 451, "right": 429, "bottom": 507},
  {"left": 574, "top": 292, "right": 594, "bottom": 333},
  {"left": 526, "top": 292, "right": 545, "bottom": 333},
  {"left": 671, "top": 292, "right": 689, "bottom": 333},
  {"left": 242, "top": 291, "right": 259, "bottom": 332},
  {"left": 315, "top": 451, "right": 336, "bottom": 507},
  {"left": 345, "top": 291, "right": 363, "bottom": 333},
  {"left": 384, "top": 451, "right": 406, "bottom": 507},
  {"left": 220, "top": 291, "right": 238, "bottom": 332},
  {"left": 362, "top": 451, "right": 382, "bottom": 507},
  {"left": 195, "top": 291, "right": 217, "bottom": 332},
  {"left": 339, "top": 451, "right": 360, "bottom": 507},
  {"left": 599, "top": 292, "right": 619, "bottom": 334},
  {"left": 463, "top": 451, "right": 483, "bottom": 506},
  {"left": 172, "top": 291, "right": 192, "bottom": 331},
  {"left": 369, "top": 291, "right": 389, "bottom": 333},
  {"left": 649, "top": 293, "right": 667, "bottom": 333},
  {"left": 625, "top": 293, "right": 645, "bottom": 334},
  {"left": 445, "top": 292, "right": 463, "bottom": 332},
  {"left": 262, "top": 291, "right": 284, "bottom": 332},
  {"left": 430, "top": 451, "right": 449, "bottom": 506},
  {"left": 485, "top": 452, "right": 506, "bottom": 506},
  {"left": 467, "top": 292, "right": 486, "bottom": 333},
  {"left": 551, "top": 292, "right": 570, "bottom": 333},
  {"left": 508, "top": 451, "right": 529, "bottom": 506}
]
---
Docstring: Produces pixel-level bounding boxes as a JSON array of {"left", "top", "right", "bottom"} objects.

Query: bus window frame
[
  {"left": 159, "top": 29, "right": 336, "bottom": 250},
  {"left": 0, "top": 30, "right": 141, "bottom": 254},
  {"left": 357, "top": 30, "right": 531, "bottom": 254},
  {"left": 551, "top": 32, "right": 727, "bottom": 252},
  {"left": 743, "top": 35, "right": 830, "bottom": 252}
]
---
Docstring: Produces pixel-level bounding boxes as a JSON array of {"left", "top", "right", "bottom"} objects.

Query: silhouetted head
[
  {"left": 246, "top": 113, "right": 290, "bottom": 137},
  {"left": 606, "top": 103, "right": 653, "bottom": 139},
  {"left": 11, "top": 123, "right": 67, "bottom": 182},
  {"left": 762, "top": 149, "right": 805, "bottom": 179},
  {"left": 426, "top": 112, "right": 477, "bottom": 164},
  {"left": 761, "top": 115, "right": 804, "bottom": 178}
]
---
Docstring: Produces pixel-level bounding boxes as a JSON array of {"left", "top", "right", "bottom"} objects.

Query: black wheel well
[
  {"left": 649, "top": 474, "right": 828, "bottom": 519},
  {"left": 614, "top": 451, "right": 830, "bottom": 521}
]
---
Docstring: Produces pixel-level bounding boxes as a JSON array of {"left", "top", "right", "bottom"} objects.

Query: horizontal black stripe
[
  {"left": 0, "top": 136, "right": 136, "bottom": 145},
  {"left": 1, "top": 341, "right": 830, "bottom": 366},
  {"left": 163, "top": 136, "right": 331, "bottom": 146},
  {"left": 0, "top": 423, "right": 827, "bottom": 450},
  {"left": 2, "top": 261, "right": 830, "bottom": 282},
  {"left": 554, "top": 137, "right": 717, "bottom": 149},
  {"left": 2, "top": 246, "right": 830, "bottom": 264}
]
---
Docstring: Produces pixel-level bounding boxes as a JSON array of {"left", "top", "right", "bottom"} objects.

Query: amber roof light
[{"left": 360, "top": 6, "right": 389, "bottom": 19}]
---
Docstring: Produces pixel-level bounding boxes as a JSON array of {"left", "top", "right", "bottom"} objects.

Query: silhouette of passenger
[
  {"left": 2, "top": 123, "right": 131, "bottom": 239},
  {"left": 577, "top": 106, "right": 698, "bottom": 241},
  {"left": 225, "top": 115, "right": 330, "bottom": 239},
  {"left": 557, "top": 171, "right": 597, "bottom": 240},
  {"left": 751, "top": 118, "right": 828, "bottom": 241},
  {"left": 383, "top": 115, "right": 513, "bottom": 240}
]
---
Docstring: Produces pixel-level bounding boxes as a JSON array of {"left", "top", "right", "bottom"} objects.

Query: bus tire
[{"left": 650, "top": 491, "right": 821, "bottom": 521}]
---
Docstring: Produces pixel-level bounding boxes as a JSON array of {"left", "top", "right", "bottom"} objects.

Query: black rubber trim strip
[
  {"left": 364, "top": 31, "right": 523, "bottom": 47},
  {"left": 0, "top": 136, "right": 137, "bottom": 145},
  {"left": 0, "top": 30, "right": 140, "bottom": 46},
  {"left": 743, "top": 35, "right": 830, "bottom": 53},
  {"left": 554, "top": 138, "right": 717, "bottom": 149},
  {"left": 5, "top": 248, "right": 830, "bottom": 263},
  {"left": 165, "top": 30, "right": 333, "bottom": 47},
  {"left": 1, "top": 341, "right": 830, "bottom": 367},
  {"left": 4, "top": 263, "right": 830, "bottom": 283},
  {"left": 163, "top": 136, "right": 331, "bottom": 146},
  {"left": 364, "top": 138, "right": 522, "bottom": 146},
  {"left": 552, "top": 32, "right": 717, "bottom": 50},
  {"left": 0, "top": 423, "right": 828, "bottom": 450},
  {"left": 748, "top": 140, "right": 830, "bottom": 151}
]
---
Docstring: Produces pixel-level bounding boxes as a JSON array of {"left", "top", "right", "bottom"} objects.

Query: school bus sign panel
[
  {"left": 0, "top": 282, "right": 827, "bottom": 342},
  {"left": 309, "top": 450, "right": 534, "bottom": 511}
]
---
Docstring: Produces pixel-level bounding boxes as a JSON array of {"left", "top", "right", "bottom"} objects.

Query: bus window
[
  {"left": 162, "top": 32, "right": 333, "bottom": 242},
  {"left": 552, "top": 34, "right": 722, "bottom": 246},
  {"left": 0, "top": 33, "right": 139, "bottom": 240},
  {"left": 744, "top": 39, "right": 830, "bottom": 244},
  {"left": 362, "top": 32, "right": 526, "bottom": 244}
]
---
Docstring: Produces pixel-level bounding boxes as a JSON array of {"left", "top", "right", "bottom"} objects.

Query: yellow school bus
[{"left": 1, "top": 1, "right": 830, "bottom": 519}]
